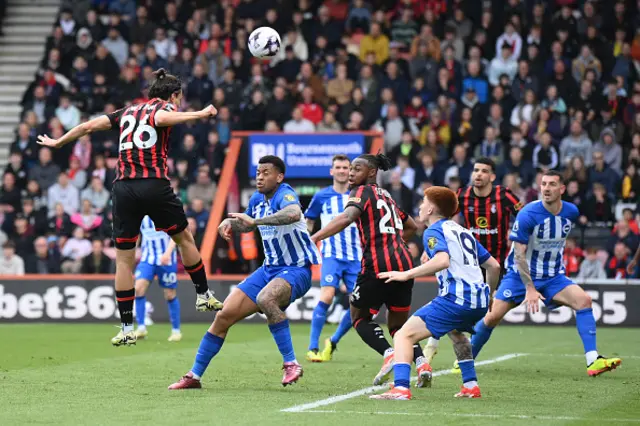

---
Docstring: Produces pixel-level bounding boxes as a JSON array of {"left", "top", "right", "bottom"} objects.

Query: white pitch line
[
  {"left": 528, "top": 353, "right": 640, "bottom": 360},
  {"left": 281, "top": 353, "right": 526, "bottom": 413},
  {"left": 301, "top": 410, "right": 640, "bottom": 423}
]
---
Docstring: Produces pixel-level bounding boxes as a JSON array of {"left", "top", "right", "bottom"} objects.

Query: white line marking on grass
[
  {"left": 528, "top": 353, "right": 640, "bottom": 359},
  {"left": 301, "top": 410, "right": 640, "bottom": 423},
  {"left": 281, "top": 353, "right": 526, "bottom": 413}
]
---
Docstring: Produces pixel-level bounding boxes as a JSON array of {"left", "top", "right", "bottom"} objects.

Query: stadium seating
[{"left": 0, "top": 0, "right": 638, "bottom": 279}]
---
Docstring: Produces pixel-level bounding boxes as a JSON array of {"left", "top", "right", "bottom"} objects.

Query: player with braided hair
[{"left": 312, "top": 153, "right": 429, "bottom": 387}]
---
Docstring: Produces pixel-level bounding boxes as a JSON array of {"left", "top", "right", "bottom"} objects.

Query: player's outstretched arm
[
  {"left": 154, "top": 105, "right": 217, "bottom": 127},
  {"left": 311, "top": 205, "right": 361, "bottom": 243},
  {"left": 253, "top": 204, "right": 302, "bottom": 227},
  {"left": 218, "top": 217, "right": 256, "bottom": 241},
  {"left": 514, "top": 242, "right": 545, "bottom": 313},
  {"left": 378, "top": 251, "right": 450, "bottom": 283},
  {"left": 37, "top": 115, "right": 112, "bottom": 149}
]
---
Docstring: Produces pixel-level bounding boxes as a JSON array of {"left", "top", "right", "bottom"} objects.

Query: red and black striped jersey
[
  {"left": 346, "top": 184, "right": 414, "bottom": 274},
  {"left": 107, "top": 98, "right": 176, "bottom": 181},
  {"left": 457, "top": 185, "right": 522, "bottom": 265}
]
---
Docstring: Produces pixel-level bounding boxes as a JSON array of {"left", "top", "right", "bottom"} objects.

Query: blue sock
[
  {"left": 471, "top": 319, "right": 494, "bottom": 359},
  {"left": 167, "top": 297, "right": 181, "bottom": 331},
  {"left": 330, "top": 308, "right": 352, "bottom": 344},
  {"left": 135, "top": 296, "right": 146, "bottom": 327},
  {"left": 269, "top": 319, "right": 296, "bottom": 363},
  {"left": 393, "top": 362, "right": 411, "bottom": 389},
  {"left": 576, "top": 308, "right": 597, "bottom": 353},
  {"left": 309, "top": 301, "right": 329, "bottom": 350},
  {"left": 191, "top": 332, "right": 224, "bottom": 378},
  {"left": 458, "top": 359, "right": 477, "bottom": 384}
]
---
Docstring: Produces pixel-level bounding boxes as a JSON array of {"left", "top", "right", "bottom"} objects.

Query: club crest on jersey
[
  {"left": 562, "top": 223, "right": 572, "bottom": 235},
  {"left": 476, "top": 216, "right": 488, "bottom": 229},
  {"left": 284, "top": 194, "right": 296, "bottom": 202},
  {"left": 325, "top": 275, "right": 334, "bottom": 283},
  {"left": 490, "top": 204, "right": 496, "bottom": 214},
  {"left": 427, "top": 237, "right": 437, "bottom": 250},
  {"left": 503, "top": 289, "right": 512, "bottom": 298}
]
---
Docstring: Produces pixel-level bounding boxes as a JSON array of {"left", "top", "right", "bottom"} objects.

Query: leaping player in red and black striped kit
[
  {"left": 37, "top": 69, "right": 223, "bottom": 346},
  {"left": 312, "top": 153, "right": 431, "bottom": 387},
  {"left": 423, "top": 157, "right": 522, "bottom": 371}
]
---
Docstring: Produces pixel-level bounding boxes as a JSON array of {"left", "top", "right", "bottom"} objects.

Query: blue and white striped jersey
[
  {"left": 305, "top": 186, "right": 362, "bottom": 262},
  {"left": 245, "top": 183, "right": 321, "bottom": 267},
  {"left": 505, "top": 201, "right": 579, "bottom": 280},
  {"left": 424, "top": 219, "right": 492, "bottom": 309},
  {"left": 140, "top": 216, "right": 176, "bottom": 266}
]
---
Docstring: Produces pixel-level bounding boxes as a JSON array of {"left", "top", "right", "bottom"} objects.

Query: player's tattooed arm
[
  {"left": 254, "top": 204, "right": 302, "bottom": 226},
  {"left": 311, "top": 206, "right": 361, "bottom": 243},
  {"left": 514, "top": 242, "right": 534, "bottom": 290},
  {"left": 218, "top": 218, "right": 256, "bottom": 241}
]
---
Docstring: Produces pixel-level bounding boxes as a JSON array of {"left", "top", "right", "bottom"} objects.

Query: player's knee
[
  {"left": 213, "top": 308, "right": 235, "bottom": 332},
  {"left": 164, "top": 288, "right": 176, "bottom": 300},
  {"left": 483, "top": 311, "right": 503, "bottom": 328},
  {"left": 255, "top": 292, "right": 275, "bottom": 312},
  {"left": 576, "top": 292, "right": 592, "bottom": 310},
  {"left": 319, "top": 287, "right": 335, "bottom": 304},
  {"left": 134, "top": 281, "right": 147, "bottom": 296}
]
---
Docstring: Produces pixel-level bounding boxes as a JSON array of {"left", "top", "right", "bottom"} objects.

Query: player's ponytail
[{"left": 149, "top": 68, "right": 182, "bottom": 101}]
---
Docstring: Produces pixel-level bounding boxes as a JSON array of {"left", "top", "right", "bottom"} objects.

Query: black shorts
[
  {"left": 350, "top": 270, "right": 414, "bottom": 314},
  {"left": 111, "top": 179, "right": 188, "bottom": 249}
]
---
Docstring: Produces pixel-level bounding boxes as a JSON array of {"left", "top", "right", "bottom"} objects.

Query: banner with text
[
  {"left": 0, "top": 280, "right": 638, "bottom": 327},
  {"left": 248, "top": 134, "right": 365, "bottom": 178}
]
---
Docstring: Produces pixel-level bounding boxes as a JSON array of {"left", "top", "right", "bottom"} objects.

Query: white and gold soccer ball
[{"left": 248, "top": 26, "right": 282, "bottom": 58}]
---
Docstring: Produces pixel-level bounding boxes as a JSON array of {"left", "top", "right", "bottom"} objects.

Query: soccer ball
[{"left": 248, "top": 27, "right": 281, "bottom": 58}]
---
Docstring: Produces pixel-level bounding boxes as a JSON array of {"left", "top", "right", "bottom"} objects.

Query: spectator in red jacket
[
  {"left": 298, "top": 86, "right": 324, "bottom": 125},
  {"left": 607, "top": 242, "right": 631, "bottom": 279}
]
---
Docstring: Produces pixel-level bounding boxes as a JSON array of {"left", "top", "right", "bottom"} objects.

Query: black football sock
[
  {"left": 413, "top": 344, "right": 425, "bottom": 364},
  {"left": 116, "top": 289, "right": 135, "bottom": 331},
  {"left": 354, "top": 319, "right": 391, "bottom": 356},
  {"left": 184, "top": 260, "right": 209, "bottom": 295}
]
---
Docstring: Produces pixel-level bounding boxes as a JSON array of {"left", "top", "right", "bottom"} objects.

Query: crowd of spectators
[{"left": 0, "top": 0, "right": 638, "bottom": 277}]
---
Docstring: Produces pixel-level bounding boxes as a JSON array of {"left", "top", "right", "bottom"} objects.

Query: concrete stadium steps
[{"left": 0, "top": 0, "right": 60, "bottom": 169}]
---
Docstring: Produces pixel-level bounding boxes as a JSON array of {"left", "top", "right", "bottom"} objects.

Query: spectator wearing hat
[{"left": 0, "top": 241, "right": 24, "bottom": 275}]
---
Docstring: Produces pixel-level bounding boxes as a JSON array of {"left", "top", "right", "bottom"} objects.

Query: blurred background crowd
[{"left": 0, "top": 0, "right": 638, "bottom": 279}]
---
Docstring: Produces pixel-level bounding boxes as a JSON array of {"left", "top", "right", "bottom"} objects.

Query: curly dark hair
[{"left": 148, "top": 68, "right": 182, "bottom": 100}]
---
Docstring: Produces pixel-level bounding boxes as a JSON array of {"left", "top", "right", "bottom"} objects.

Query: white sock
[
  {"left": 464, "top": 380, "right": 478, "bottom": 389},
  {"left": 586, "top": 350, "right": 599, "bottom": 365},
  {"left": 415, "top": 356, "right": 426, "bottom": 367},
  {"left": 137, "top": 325, "right": 147, "bottom": 332},
  {"left": 191, "top": 372, "right": 201, "bottom": 380},
  {"left": 427, "top": 337, "right": 440, "bottom": 348},
  {"left": 171, "top": 328, "right": 180, "bottom": 334},
  {"left": 384, "top": 347, "right": 394, "bottom": 357},
  {"left": 123, "top": 323, "right": 134, "bottom": 333}
]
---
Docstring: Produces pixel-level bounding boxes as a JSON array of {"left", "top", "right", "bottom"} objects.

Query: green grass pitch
[{"left": 1, "top": 323, "right": 639, "bottom": 425}]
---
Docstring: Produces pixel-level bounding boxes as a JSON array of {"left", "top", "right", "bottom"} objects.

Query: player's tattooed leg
[
  {"left": 449, "top": 331, "right": 473, "bottom": 361},
  {"left": 257, "top": 278, "right": 292, "bottom": 324}
]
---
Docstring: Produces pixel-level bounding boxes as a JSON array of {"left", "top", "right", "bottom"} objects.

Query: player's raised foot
[
  {"left": 134, "top": 328, "right": 148, "bottom": 340},
  {"left": 282, "top": 362, "right": 303, "bottom": 386},
  {"left": 415, "top": 362, "right": 433, "bottom": 388},
  {"left": 195, "top": 290, "right": 223, "bottom": 312},
  {"left": 167, "top": 331, "right": 182, "bottom": 342},
  {"left": 168, "top": 372, "right": 202, "bottom": 390},
  {"left": 306, "top": 349, "right": 322, "bottom": 362},
  {"left": 451, "top": 359, "right": 461, "bottom": 374},
  {"left": 373, "top": 350, "right": 395, "bottom": 385},
  {"left": 111, "top": 329, "right": 136, "bottom": 346},
  {"left": 370, "top": 387, "right": 412, "bottom": 400},
  {"left": 587, "top": 356, "right": 622, "bottom": 377},
  {"left": 454, "top": 385, "right": 481, "bottom": 398}
]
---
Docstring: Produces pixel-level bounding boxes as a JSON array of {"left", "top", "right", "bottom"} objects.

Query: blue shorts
[
  {"left": 237, "top": 265, "right": 312, "bottom": 305},
  {"left": 413, "top": 297, "right": 488, "bottom": 339},
  {"left": 320, "top": 258, "right": 360, "bottom": 293},
  {"left": 495, "top": 271, "right": 574, "bottom": 309},
  {"left": 134, "top": 261, "right": 178, "bottom": 289}
]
